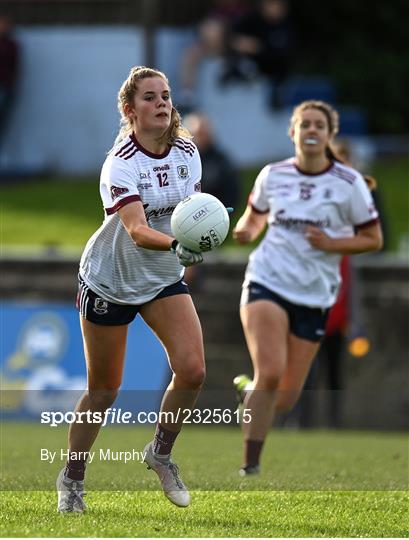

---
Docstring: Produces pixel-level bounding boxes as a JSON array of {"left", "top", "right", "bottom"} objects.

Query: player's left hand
[
  {"left": 174, "top": 242, "right": 203, "bottom": 267},
  {"left": 305, "top": 226, "right": 333, "bottom": 251}
]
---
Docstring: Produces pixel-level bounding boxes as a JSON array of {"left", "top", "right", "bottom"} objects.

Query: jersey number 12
[{"left": 157, "top": 172, "right": 169, "bottom": 187}]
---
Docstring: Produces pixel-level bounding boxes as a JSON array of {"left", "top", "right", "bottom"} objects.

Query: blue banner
[{"left": 1, "top": 302, "right": 171, "bottom": 418}]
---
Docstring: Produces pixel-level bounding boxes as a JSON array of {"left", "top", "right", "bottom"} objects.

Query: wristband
[{"left": 170, "top": 239, "right": 179, "bottom": 252}]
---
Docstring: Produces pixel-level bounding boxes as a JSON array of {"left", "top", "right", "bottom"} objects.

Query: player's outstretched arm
[
  {"left": 119, "top": 201, "right": 175, "bottom": 251},
  {"left": 233, "top": 205, "right": 268, "bottom": 245},
  {"left": 305, "top": 223, "right": 383, "bottom": 254},
  {"left": 119, "top": 202, "right": 202, "bottom": 267}
]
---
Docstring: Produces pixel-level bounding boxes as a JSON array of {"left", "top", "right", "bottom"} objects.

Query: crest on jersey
[
  {"left": 93, "top": 298, "right": 108, "bottom": 315},
  {"left": 299, "top": 182, "right": 316, "bottom": 201},
  {"left": 110, "top": 185, "right": 129, "bottom": 201},
  {"left": 177, "top": 165, "right": 189, "bottom": 179}
]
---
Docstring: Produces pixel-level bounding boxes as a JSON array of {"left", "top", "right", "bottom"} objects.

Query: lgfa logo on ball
[
  {"left": 193, "top": 207, "right": 209, "bottom": 221},
  {"left": 171, "top": 193, "right": 230, "bottom": 253}
]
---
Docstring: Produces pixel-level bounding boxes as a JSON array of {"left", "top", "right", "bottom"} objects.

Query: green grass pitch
[
  {"left": 1, "top": 423, "right": 408, "bottom": 537},
  {"left": 1, "top": 157, "right": 408, "bottom": 252}
]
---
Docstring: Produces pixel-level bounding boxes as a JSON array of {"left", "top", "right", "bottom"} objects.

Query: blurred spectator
[
  {"left": 182, "top": 112, "right": 239, "bottom": 288},
  {"left": 295, "top": 253, "right": 376, "bottom": 429},
  {"left": 0, "top": 14, "right": 20, "bottom": 149},
  {"left": 225, "top": 0, "right": 294, "bottom": 108},
  {"left": 179, "top": 0, "right": 249, "bottom": 113},
  {"left": 184, "top": 112, "right": 239, "bottom": 208}
]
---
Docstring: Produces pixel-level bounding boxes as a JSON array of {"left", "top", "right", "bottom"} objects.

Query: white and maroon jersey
[
  {"left": 79, "top": 134, "right": 202, "bottom": 304},
  {"left": 245, "top": 158, "right": 379, "bottom": 308}
]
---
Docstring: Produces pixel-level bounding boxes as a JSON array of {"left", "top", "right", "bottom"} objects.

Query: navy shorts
[
  {"left": 240, "top": 281, "right": 329, "bottom": 343},
  {"left": 76, "top": 275, "right": 190, "bottom": 326}
]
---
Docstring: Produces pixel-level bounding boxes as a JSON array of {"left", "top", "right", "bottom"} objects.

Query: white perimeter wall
[{"left": 1, "top": 27, "right": 293, "bottom": 174}]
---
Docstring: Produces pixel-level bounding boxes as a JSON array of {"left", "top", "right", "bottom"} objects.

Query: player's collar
[
  {"left": 293, "top": 159, "right": 334, "bottom": 176},
  {"left": 130, "top": 133, "right": 171, "bottom": 159}
]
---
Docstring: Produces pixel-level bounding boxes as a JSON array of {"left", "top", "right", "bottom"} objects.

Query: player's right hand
[{"left": 172, "top": 242, "right": 203, "bottom": 267}]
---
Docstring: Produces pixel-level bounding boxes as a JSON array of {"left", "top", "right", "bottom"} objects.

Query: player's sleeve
[
  {"left": 100, "top": 155, "right": 141, "bottom": 215},
  {"left": 348, "top": 174, "right": 379, "bottom": 230},
  {"left": 248, "top": 165, "right": 270, "bottom": 214},
  {"left": 185, "top": 145, "right": 202, "bottom": 195}
]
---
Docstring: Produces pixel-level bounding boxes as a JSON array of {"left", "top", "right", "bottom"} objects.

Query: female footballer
[
  {"left": 233, "top": 100, "right": 383, "bottom": 475},
  {"left": 57, "top": 66, "right": 205, "bottom": 511}
]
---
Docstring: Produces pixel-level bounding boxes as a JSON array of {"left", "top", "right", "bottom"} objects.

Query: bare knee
[
  {"left": 255, "top": 369, "right": 283, "bottom": 391},
  {"left": 173, "top": 356, "right": 206, "bottom": 389},
  {"left": 87, "top": 388, "right": 118, "bottom": 411}
]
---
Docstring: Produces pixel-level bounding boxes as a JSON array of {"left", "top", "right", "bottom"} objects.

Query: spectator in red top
[
  {"left": 297, "top": 255, "right": 351, "bottom": 428},
  {"left": 326, "top": 255, "right": 350, "bottom": 337}
]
